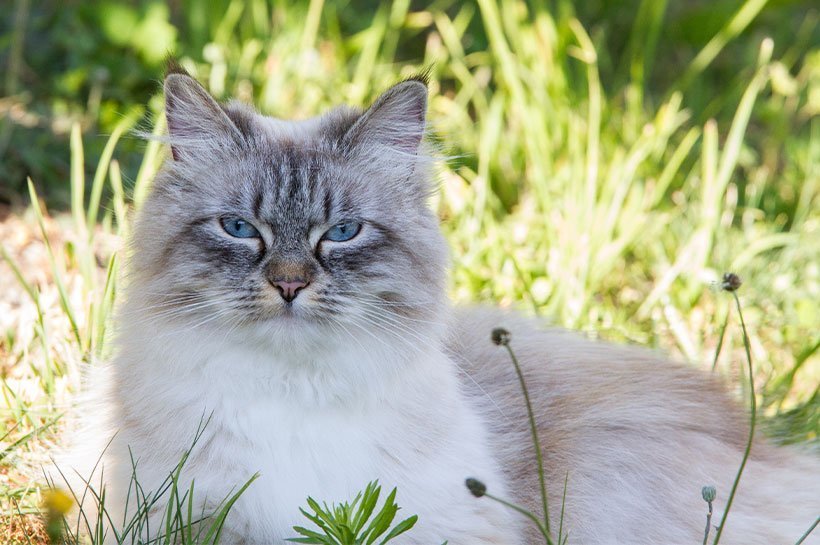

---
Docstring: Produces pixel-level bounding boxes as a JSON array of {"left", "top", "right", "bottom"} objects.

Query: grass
[
  {"left": 40, "top": 415, "right": 257, "bottom": 545},
  {"left": 0, "top": 0, "right": 818, "bottom": 543}
]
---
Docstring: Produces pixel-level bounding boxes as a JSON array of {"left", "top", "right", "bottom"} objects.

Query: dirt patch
[{"left": 0, "top": 513, "right": 48, "bottom": 545}]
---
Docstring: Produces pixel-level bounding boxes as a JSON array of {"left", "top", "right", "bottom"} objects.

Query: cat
[{"left": 61, "top": 65, "right": 819, "bottom": 545}]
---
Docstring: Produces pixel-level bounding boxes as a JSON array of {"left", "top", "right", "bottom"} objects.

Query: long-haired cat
[{"left": 63, "top": 66, "right": 819, "bottom": 545}]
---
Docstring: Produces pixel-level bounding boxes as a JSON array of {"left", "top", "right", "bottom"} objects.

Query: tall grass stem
[
  {"left": 794, "top": 516, "right": 820, "bottom": 545},
  {"left": 501, "top": 339, "right": 553, "bottom": 541},
  {"left": 712, "top": 290, "right": 757, "bottom": 545}
]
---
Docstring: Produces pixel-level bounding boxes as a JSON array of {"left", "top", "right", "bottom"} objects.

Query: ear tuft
[
  {"left": 164, "top": 56, "right": 190, "bottom": 79},
  {"left": 401, "top": 67, "right": 432, "bottom": 88}
]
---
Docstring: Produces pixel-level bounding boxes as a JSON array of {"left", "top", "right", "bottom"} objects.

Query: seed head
[
  {"left": 491, "top": 328, "right": 511, "bottom": 346},
  {"left": 721, "top": 273, "right": 742, "bottom": 292},
  {"left": 701, "top": 485, "right": 717, "bottom": 503},
  {"left": 465, "top": 478, "right": 487, "bottom": 498}
]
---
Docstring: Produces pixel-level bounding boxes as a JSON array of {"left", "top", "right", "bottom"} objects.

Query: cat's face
[{"left": 128, "top": 70, "right": 447, "bottom": 349}]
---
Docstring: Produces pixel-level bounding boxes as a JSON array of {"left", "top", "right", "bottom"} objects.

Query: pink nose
[{"left": 272, "top": 279, "right": 308, "bottom": 302}]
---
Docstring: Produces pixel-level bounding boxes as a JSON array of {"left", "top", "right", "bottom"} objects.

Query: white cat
[{"left": 63, "top": 67, "right": 819, "bottom": 545}]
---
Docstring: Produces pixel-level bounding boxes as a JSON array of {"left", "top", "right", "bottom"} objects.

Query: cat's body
[
  {"left": 63, "top": 69, "right": 819, "bottom": 545},
  {"left": 454, "top": 309, "right": 820, "bottom": 544},
  {"left": 86, "top": 307, "right": 516, "bottom": 545}
]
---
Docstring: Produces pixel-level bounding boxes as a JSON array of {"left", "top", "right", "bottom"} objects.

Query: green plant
[
  {"left": 710, "top": 273, "right": 754, "bottom": 545},
  {"left": 701, "top": 485, "right": 716, "bottom": 545},
  {"left": 465, "top": 328, "right": 568, "bottom": 545},
  {"left": 794, "top": 517, "right": 820, "bottom": 545},
  {"left": 45, "top": 416, "right": 257, "bottom": 545},
  {"left": 288, "top": 481, "right": 419, "bottom": 545},
  {"left": 703, "top": 274, "right": 817, "bottom": 545}
]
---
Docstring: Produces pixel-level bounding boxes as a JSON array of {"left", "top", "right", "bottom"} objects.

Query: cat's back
[
  {"left": 444, "top": 306, "right": 820, "bottom": 545},
  {"left": 444, "top": 306, "right": 752, "bottom": 477},
  {"left": 444, "top": 305, "right": 748, "bottom": 439}
]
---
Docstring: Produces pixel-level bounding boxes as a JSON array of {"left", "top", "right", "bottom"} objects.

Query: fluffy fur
[{"left": 62, "top": 70, "right": 819, "bottom": 545}]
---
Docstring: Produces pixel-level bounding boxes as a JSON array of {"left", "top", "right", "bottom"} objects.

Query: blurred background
[
  {"left": 0, "top": 0, "right": 818, "bottom": 495},
  {"left": 2, "top": 0, "right": 816, "bottom": 207}
]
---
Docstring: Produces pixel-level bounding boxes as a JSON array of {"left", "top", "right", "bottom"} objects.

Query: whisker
[
  {"left": 351, "top": 298, "right": 446, "bottom": 328},
  {"left": 345, "top": 312, "right": 426, "bottom": 357}
]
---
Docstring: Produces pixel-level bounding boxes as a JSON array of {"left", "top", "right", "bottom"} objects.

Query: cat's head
[{"left": 127, "top": 67, "right": 448, "bottom": 354}]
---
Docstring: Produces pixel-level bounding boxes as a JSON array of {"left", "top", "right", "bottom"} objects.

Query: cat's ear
[
  {"left": 164, "top": 66, "right": 244, "bottom": 161},
  {"left": 344, "top": 78, "right": 428, "bottom": 157}
]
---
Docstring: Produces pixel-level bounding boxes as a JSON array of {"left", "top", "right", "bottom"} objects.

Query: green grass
[
  {"left": 43, "top": 416, "right": 257, "bottom": 545},
  {"left": 0, "top": 0, "right": 817, "bottom": 543}
]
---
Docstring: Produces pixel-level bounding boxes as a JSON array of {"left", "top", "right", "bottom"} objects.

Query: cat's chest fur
[{"left": 104, "top": 327, "right": 517, "bottom": 544}]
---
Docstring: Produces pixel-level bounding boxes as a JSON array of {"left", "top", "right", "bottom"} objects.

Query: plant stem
[
  {"left": 503, "top": 342, "right": 552, "bottom": 538},
  {"left": 558, "top": 472, "right": 569, "bottom": 545},
  {"left": 702, "top": 499, "right": 713, "bottom": 545},
  {"left": 712, "top": 291, "right": 756, "bottom": 545},
  {"left": 711, "top": 308, "right": 729, "bottom": 372},
  {"left": 794, "top": 516, "right": 819, "bottom": 545},
  {"left": 484, "top": 492, "right": 553, "bottom": 545}
]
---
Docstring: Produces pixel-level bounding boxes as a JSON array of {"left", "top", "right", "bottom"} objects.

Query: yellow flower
[{"left": 43, "top": 488, "right": 74, "bottom": 516}]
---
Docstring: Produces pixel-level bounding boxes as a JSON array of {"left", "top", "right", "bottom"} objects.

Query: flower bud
[
  {"left": 701, "top": 485, "right": 716, "bottom": 503},
  {"left": 491, "top": 328, "right": 511, "bottom": 346},
  {"left": 721, "top": 273, "right": 742, "bottom": 292},
  {"left": 465, "top": 478, "right": 487, "bottom": 498}
]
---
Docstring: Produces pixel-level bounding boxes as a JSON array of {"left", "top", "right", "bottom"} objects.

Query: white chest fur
[{"left": 104, "top": 326, "right": 517, "bottom": 544}]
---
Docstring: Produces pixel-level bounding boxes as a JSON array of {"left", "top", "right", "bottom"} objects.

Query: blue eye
[
  {"left": 220, "top": 217, "right": 260, "bottom": 238},
  {"left": 323, "top": 221, "right": 362, "bottom": 242}
]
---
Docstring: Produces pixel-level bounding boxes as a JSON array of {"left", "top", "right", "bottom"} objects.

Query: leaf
[
  {"left": 288, "top": 525, "right": 333, "bottom": 544},
  {"left": 377, "top": 515, "right": 418, "bottom": 545},
  {"left": 351, "top": 482, "right": 381, "bottom": 533},
  {"left": 200, "top": 474, "right": 259, "bottom": 544},
  {"left": 300, "top": 507, "right": 329, "bottom": 529},
  {"left": 363, "top": 489, "right": 399, "bottom": 545}
]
